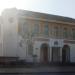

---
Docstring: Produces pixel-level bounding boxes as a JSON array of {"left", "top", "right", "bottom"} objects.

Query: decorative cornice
[{"left": 20, "top": 16, "right": 75, "bottom": 26}]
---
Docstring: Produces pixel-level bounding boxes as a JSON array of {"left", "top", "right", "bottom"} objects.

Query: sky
[{"left": 0, "top": 0, "right": 75, "bottom": 19}]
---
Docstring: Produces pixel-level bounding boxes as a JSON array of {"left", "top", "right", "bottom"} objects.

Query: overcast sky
[{"left": 0, "top": 0, "right": 75, "bottom": 19}]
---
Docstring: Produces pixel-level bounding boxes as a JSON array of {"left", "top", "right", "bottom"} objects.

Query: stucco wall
[
  {"left": 70, "top": 44, "right": 75, "bottom": 62},
  {"left": 2, "top": 8, "right": 18, "bottom": 57},
  {"left": 1, "top": 8, "right": 75, "bottom": 63}
]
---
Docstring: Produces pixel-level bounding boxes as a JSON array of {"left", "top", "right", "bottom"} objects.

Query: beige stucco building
[{"left": 0, "top": 8, "right": 75, "bottom": 63}]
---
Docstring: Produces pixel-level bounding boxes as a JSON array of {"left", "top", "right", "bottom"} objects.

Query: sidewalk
[{"left": 0, "top": 65, "right": 75, "bottom": 73}]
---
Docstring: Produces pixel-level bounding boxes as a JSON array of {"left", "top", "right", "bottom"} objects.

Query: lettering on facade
[
  {"left": 54, "top": 41, "right": 58, "bottom": 46},
  {"left": 34, "top": 38, "right": 49, "bottom": 41},
  {"left": 64, "top": 40, "right": 75, "bottom": 44}
]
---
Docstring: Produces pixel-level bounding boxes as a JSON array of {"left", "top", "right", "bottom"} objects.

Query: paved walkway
[{"left": 0, "top": 65, "right": 75, "bottom": 73}]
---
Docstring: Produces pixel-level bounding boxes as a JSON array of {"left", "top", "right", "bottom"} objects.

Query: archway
[
  {"left": 40, "top": 43, "right": 49, "bottom": 63},
  {"left": 62, "top": 45, "right": 70, "bottom": 63}
]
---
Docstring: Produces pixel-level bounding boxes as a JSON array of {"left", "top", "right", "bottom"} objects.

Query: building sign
[
  {"left": 54, "top": 41, "right": 58, "bottom": 45},
  {"left": 33, "top": 38, "right": 49, "bottom": 41},
  {"left": 64, "top": 40, "right": 75, "bottom": 44}
]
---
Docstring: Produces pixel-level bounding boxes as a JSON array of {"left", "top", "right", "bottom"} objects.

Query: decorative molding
[{"left": 20, "top": 16, "right": 75, "bottom": 26}]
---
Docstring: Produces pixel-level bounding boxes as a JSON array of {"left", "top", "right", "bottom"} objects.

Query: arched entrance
[
  {"left": 62, "top": 45, "right": 70, "bottom": 63},
  {"left": 40, "top": 43, "right": 49, "bottom": 63}
]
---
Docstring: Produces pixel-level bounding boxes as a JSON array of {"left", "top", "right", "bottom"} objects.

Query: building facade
[{"left": 1, "top": 8, "right": 75, "bottom": 63}]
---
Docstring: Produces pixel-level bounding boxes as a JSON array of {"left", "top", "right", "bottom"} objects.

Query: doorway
[
  {"left": 52, "top": 47, "right": 60, "bottom": 62},
  {"left": 62, "top": 45, "right": 70, "bottom": 63},
  {"left": 40, "top": 43, "right": 49, "bottom": 63}
]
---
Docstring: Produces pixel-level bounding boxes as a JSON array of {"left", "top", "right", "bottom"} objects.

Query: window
[
  {"left": 35, "top": 24, "right": 39, "bottom": 33},
  {"left": 63, "top": 28, "right": 68, "bottom": 38},
  {"left": 18, "top": 20, "right": 23, "bottom": 37},
  {"left": 28, "top": 44, "right": 33, "bottom": 55},
  {"left": 44, "top": 24, "right": 49, "bottom": 36},
  {"left": 18, "top": 23, "right": 23, "bottom": 37},
  {"left": 18, "top": 18, "right": 29, "bottom": 38},
  {"left": 23, "top": 22, "right": 29, "bottom": 38},
  {"left": 72, "top": 28, "right": 75, "bottom": 40},
  {"left": 27, "top": 40, "right": 33, "bottom": 55},
  {"left": 54, "top": 26, "right": 59, "bottom": 38},
  {"left": 23, "top": 22, "right": 28, "bottom": 33},
  {"left": 32, "top": 24, "right": 39, "bottom": 36}
]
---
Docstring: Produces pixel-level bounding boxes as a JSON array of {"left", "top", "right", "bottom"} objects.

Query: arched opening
[
  {"left": 40, "top": 43, "right": 49, "bottom": 63},
  {"left": 62, "top": 45, "right": 70, "bottom": 63}
]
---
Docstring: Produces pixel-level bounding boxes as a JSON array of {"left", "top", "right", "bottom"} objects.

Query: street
[{"left": 0, "top": 72, "right": 75, "bottom": 75}]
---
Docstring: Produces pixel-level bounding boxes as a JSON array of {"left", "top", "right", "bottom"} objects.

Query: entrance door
[
  {"left": 41, "top": 43, "right": 49, "bottom": 63},
  {"left": 62, "top": 45, "right": 70, "bottom": 63},
  {"left": 52, "top": 47, "right": 60, "bottom": 62}
]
